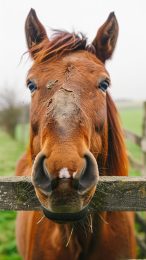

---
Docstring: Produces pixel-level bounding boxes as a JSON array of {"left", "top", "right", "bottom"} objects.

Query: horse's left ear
[
  {"left": 25, "top": 8, "right": 48, "bottom": 57},
  {"left": 92, "top": 12, "right": 119, "bottom": 63}
]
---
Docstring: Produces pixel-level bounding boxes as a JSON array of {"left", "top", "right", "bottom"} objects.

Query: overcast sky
[{"left": 0, "top": 0, "right": 146, "bottom": 104}]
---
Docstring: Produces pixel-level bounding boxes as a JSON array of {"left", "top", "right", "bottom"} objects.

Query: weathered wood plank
[
  {"left": 0, "top": 176, "right": 40, "bottom": 211},
  {"left": 141, "top": 138, "right": 146, "bottom": 153},
  {"left": 0, "top": 176, "right": 146, "bottom": 211},
  {"left": 92, "top": 176, "right": 146, "bottom": 211},
  {"left": 124, "top": 129, "right": 142, "bottom": 147}
]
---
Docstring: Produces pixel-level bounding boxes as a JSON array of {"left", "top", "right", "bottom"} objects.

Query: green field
[
  {"left": 119, "top": 106, "right": 143, "bottom": 176},
  {"left": 0, "top": 104, "right": 144, "bottom": 259},
  {"left": 120, "top": 106, "right": 143, "bottom": 135},
  {"left": 0, "top": 131, "right": 25, "bottom": 259}
]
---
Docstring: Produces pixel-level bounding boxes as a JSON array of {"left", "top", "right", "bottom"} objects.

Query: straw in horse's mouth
[{"left": 42, "top": 205, "right": 88, "bottom": 223}]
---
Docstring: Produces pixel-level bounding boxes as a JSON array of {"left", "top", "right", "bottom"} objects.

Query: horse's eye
[
  {"left": 27, "top": 80, "right": 37, "bottom": 93},
  {"left": 99, "top": 80, "right": 109, "bottom": 92}
]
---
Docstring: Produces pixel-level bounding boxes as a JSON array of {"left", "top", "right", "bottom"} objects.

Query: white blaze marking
[{"left": 59, "top": 168, "right": 70, "bottom": 178}]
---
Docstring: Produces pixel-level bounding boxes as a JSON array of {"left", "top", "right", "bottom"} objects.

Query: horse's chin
[{"left": 42, "top": 206, "right": 88, "bottom": 224}]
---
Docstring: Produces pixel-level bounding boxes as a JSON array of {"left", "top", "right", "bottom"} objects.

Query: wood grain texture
[
  {"left": 124, "top": 103, "right": 146, "bottom": 177},
  {"left": 0, "top": 176, "right": 146, "bottom": 211}
]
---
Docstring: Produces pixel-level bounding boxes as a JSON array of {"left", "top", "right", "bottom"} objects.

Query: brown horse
[{"left": 16, "top": 9, "right": 136, "bottom": 260}]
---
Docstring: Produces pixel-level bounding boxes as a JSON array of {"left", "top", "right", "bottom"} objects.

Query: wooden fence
[
  {"left": 0, "top": 101, "right": 146, "bottom": 256},
  {"left": 124, "top": 101, "right": 146, "bottom": 176},
  {"left": 0, "top": 176, "right": 146, "bottom": 211},
  {"left": 124, "top": 101, "right": 146, "bottom": 256},
  {"left": 0, "top": 176, "right": 146, "bottom": 255}
]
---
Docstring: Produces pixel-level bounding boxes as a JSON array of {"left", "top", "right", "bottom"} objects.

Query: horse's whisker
[
  {"left": 66, "top": 227, "right": 74, "bottom": 247},
  {"left": 36, "top": 215, "right": 45, "bottom": 225},
  {"left": 97, "top": 213, "right": 109, "bottom": 225},
  {"left": 89, "top": 214, "right": 93, "bottom": 233}
]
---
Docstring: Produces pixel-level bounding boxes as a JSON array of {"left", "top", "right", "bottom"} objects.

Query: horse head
[{"left": 25, "top": 9, "right": 127, "bottom": 222}]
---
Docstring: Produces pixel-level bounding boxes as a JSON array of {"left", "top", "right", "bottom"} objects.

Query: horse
[{"left": 16, "top": 8, "right": 136, "bottom": 260}]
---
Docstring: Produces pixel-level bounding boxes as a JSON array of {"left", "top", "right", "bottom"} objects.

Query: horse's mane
[
  {"left": 30, "top": 30, "right": 96, "bottom": 62},
  {"left": 106, "top": 93, "right": 128, "bottom": 176}
]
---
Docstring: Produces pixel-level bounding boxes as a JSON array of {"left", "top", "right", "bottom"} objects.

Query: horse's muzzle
[
  {"left": 32, "top": 151, "right": 99, "bottom": 193},
  {"left": 31, "top": 151, "right": 99, "bottom": 221}
]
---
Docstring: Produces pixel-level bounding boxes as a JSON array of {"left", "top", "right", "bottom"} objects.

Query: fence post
[
  {"left": 142, "top": 101, "right": 146, "bottom": 176},
  {"left": 141, "top": 101, "right": 146, "bottom": 246}
]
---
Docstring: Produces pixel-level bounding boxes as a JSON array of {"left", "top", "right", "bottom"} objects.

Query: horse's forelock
[{"left": 29, "top": 31, "right": 96, "bottom": 63}]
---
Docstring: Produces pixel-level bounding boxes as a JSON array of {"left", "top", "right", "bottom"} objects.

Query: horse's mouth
[{"left": 42, "top": 206, "right": 88, "bottom": 223}]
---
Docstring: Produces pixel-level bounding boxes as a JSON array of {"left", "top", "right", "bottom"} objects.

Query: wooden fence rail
[
  {"left": 124, "top": 101, "right": 146, "bottom": 176},
  {"left": 124, "top": 129, "right": 142, "bottom": 147},
  {"left": 123, "top": 101, "right": 146, "bottom": 255},
  {"left": 0, "top": 176, "right": 146, "bottom": 211}
]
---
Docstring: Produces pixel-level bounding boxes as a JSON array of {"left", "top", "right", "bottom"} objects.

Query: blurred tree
[{"left": 0, "top": 89, "right": 22, "bottom": 139}]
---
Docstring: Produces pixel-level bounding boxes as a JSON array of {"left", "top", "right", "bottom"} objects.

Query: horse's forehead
[
  {"left": 30, "top": 52, "right": 107, "bottom": 81},
  {"left": 62, "top": 52, "right": 104, "bottom": 70},
  {"left": 29, "top": 53, "right": 109, "bottom": 94}
]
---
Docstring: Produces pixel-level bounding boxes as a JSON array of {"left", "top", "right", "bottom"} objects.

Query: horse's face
[
  {"left": 25, "top": 9, "right": 119, "bottom": 222},
  {"left": 28, "top": 52, "right": 109, "bottom": 220}
]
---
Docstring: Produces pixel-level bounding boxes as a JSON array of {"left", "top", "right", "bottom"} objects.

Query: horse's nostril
[
  {"left": 32, "top": 151, "right": 98, "bottom": 195},
  {"left": 32, "top": 153, "right": 52, "bottom": 193},
  {"left": 76, "top": 152, "right": 99, "bottom": 194},
  {"left": 50, "top": 178, "right": 59, "bottom": 190}
]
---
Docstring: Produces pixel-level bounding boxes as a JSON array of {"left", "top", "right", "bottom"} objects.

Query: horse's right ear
[{"left": 25, "top": 8, "right": 47, "bottom": 57}]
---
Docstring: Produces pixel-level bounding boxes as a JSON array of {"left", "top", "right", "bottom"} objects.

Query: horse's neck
[{"left": 62, "top": 212, "right": 106, "bottom": 256}]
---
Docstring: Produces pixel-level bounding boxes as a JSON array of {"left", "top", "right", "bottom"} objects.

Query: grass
[
  {"left": 0, "top": 131, "right": 25, "bottom": 260},
  {"left": 0, "top": 131, "right": 26, "bottom": 177},
  {"left": 119, "top": 106, "right": 143, "bottom": 135},
  {"left": 119, "top": 106, "right": 143, "bottom": 176},
  {"left": 0, "top": 104, "right": 144, "bottom": 259},
  {"left": 0, "top": 212, "right": 21, "bottom": 260},
  {"left": 119, "top": 105, "right": 145, "bottom": 259}
]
